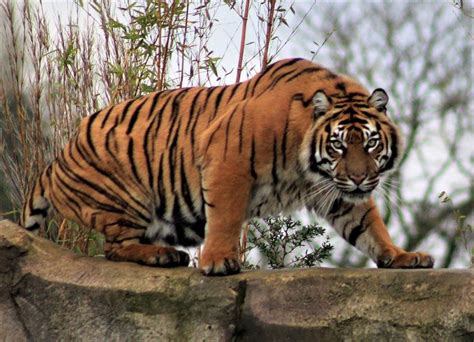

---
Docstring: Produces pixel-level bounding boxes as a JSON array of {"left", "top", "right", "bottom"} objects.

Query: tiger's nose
[{"left": 349, "top": 174, "right": 367, "bottom": 185}]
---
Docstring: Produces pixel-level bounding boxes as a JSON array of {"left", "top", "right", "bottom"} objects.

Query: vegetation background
[{"left": 0, "top": 0, "right": 472, "bottom": 268}]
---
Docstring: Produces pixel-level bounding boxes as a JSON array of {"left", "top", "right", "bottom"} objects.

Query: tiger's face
[{"left": 304, "top": 88, "right": 402, "bottom": 202}]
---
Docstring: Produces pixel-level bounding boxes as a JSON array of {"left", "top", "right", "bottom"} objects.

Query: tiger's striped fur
[{"left": 21, "top": 58, "right": 434, "bottom": 274}]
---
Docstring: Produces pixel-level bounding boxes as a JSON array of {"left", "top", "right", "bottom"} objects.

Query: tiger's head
[{"left": 301, "top": 88, "right": 403, "bottom": 203}]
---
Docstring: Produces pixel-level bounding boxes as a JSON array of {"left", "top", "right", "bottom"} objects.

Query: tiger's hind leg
[{"left": 95, "top": 215, "right": 190, "bottom": 267}]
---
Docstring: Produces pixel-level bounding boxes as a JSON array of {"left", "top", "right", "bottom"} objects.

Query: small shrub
[{"left": 242, "top": 215, "right": 333, "bottom": 269}]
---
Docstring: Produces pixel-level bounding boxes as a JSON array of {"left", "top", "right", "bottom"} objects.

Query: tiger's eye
[
  {"left": 367, "top": 139, "right": 379, "bottom": 148},
  {"left": 332, "top": 140, "right": 343, "bottom": 149}
]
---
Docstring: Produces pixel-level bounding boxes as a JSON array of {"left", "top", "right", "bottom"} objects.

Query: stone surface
[{"left": 0, "top": 219, "right": 473, "bottom": 341}]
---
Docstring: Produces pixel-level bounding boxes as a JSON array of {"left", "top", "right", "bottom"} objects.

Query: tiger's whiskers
[
  {"left": 316, "top": 184, "right": 340, "bottom": 217},
  {"left": 303, "top": 179, "right": 333, "bottom": 201},
  {"left": 376, "top": 181, "right": 402, "bottom": 212}
]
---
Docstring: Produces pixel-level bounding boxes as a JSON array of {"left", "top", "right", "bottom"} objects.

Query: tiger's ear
[
  {"left": 312, "top": 90, "right": 330, "bottom": 118},
  {"left": 368, "top": 88, "right": 388, "bottom": 112}
]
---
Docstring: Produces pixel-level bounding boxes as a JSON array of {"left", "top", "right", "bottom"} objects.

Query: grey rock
[{"left": 0, "top": 220, "right": 473, "bottom": 341}]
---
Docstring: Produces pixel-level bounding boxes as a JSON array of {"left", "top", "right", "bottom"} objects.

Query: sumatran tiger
[{"left": 20, "top": 58, "right": 434, "bottom": 275}]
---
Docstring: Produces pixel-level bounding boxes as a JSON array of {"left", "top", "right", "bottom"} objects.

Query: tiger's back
[{"left": 22, "top": 58, "right": 434, "bottom": 274}]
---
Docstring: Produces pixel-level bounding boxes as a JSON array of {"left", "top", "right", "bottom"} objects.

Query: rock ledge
[{"left": 1, "top": 220, "right": 473, "bottom": 341}]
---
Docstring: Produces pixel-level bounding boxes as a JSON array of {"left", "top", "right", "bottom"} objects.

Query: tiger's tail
[{"left": 20, "top": 164, "right": 53, "bottom": 232}]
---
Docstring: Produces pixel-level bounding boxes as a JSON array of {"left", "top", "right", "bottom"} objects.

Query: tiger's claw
[
  {"left": 200, "top": 257, "right": 241, "bottom": 276},
  {"left": 377, "top": 251, "right": 434, "bottom": 269}
]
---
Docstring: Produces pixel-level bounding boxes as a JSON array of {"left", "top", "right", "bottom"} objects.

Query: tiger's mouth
[
  {"left": 332, "top": 176, "right": 379, "bottom": 195},
  {"left": 340, "top": 188, "right": 373, "bottom": 201},
  {"left": 333, "top": 179, "right": 379, "bottom": 202},
  {"left": 311, "top": 172, "right": 377, "bottom": 202}
]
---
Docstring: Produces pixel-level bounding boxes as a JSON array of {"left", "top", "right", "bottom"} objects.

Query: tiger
[{"left": 21, "top": 57, "right": 434, "bottom": 275}]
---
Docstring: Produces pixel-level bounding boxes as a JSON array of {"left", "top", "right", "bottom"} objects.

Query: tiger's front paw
[
  {"left": 200, "top": 251, "right": 241, "bottom": 276},
  {"left": 377, "top": 251, "right": 434, "bottom": 269}
]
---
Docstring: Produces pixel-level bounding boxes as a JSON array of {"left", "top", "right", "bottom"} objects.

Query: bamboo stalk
[
  {"left": 179, "top": 0, "right": 190, "bottom": 88},
  {"left": 236, "top": 0, "right": 251, "bottom": 83},
  {"left": 262, "top": 0, "right": 276, "bottom": 68},
  {"left": 159, "top": 0, "right": 177, "bottom": 90}
]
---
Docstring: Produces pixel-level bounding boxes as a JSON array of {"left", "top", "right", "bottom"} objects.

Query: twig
[
  {"left": 236, "top": 0, "right": 250, "bottom": 83},
  {"left": 262, "top": 0, "right": 276, "bottom": 68},
  {"left": 179, "top": 0, "right": 190, "bottom": 88}
]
